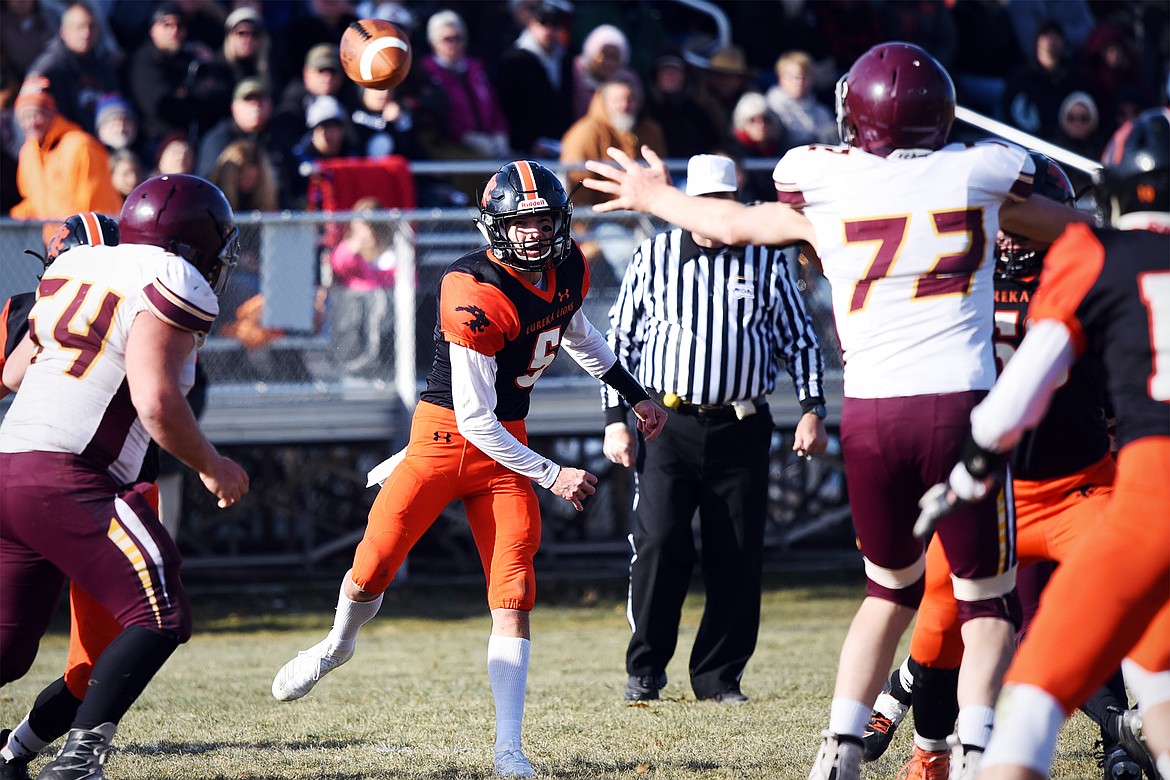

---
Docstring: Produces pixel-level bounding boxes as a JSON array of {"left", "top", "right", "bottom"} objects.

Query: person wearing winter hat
[
  {"left": 571, "top": 23, "right": 638, "bottom": 120},
  {"left": 94, "top": 94, "right": 144, "bottom": 156},
  {"left": 11, "top": 75, "right": 121, "bottom": 238},
  {"left": 220, "top": 6, "right": 270, "bottom": 84},
  {"left": 286, "top": 94, "right": 359, "bottom": 208},
  {"left": 725, "top": 91, "right": 787, "bottom": 203}
]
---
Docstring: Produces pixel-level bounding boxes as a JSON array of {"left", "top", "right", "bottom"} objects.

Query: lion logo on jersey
[{"left": 456, "top": 304, "right": 490, "bottom": 333}]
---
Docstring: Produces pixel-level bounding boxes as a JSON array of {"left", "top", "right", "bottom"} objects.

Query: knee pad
[
  {"left": 953, "top": 567, "right": 1022, "bottom": 628},
  {"left": 911, "top": 662, "right": 961, "bottom": 741},
  {"left": 864, "top": 554, "right": 926, "bottom": 608}
]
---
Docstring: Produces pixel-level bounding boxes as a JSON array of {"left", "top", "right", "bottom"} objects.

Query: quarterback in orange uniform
[{"left": 272, "top": 160, "right": 667, "bottom": 779}]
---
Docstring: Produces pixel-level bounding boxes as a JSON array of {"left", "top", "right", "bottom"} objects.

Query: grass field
[{"left": 0, "top": 568, "right": 1108, "bottom": 779}]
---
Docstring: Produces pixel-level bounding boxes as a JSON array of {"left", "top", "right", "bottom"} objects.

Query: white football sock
[
  {"left": 488, "top": 636, "right": 530, "bottom": 750},
  {"left": 325, "top": 586, "right": 383, "bottom": 653},
  {"left": 1, "top": 716, "right": 49, "bottom": 761},
  {"left": 829, "top": 698, "right": 871, "bottom": 738},
  {"left": 914, "top": 733, "right": 950, "bottom": 752},
  {"left": 981, "top": 684, "right": 1063, "bottom": 772},
  {"left": 957, "top": 704, "right": 995, "bottom": 748}
]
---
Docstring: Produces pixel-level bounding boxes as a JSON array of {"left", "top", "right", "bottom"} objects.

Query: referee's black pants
[{"left": 625, "top": 403, "right": 773, "bottom": 699}]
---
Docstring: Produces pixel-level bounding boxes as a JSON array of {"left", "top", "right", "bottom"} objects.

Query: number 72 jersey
[
  {"left": 0, "top": 243, "right": 217, "bottom": 485},
  {"left": 774, "top": 141, "right": 1033, "bottom": 399}
]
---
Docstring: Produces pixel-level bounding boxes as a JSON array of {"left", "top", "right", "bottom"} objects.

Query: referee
[{"left": 602, "top": 154, "right": 829, "bottom": 704}]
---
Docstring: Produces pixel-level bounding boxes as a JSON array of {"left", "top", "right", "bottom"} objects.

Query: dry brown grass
[{"left": 0, "top": 571, "right": 1106, "bottom": 778}]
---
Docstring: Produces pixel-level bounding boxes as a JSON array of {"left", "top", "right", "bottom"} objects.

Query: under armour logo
[
  {"left": 433, "top": 431, "right": 452, "bottom": 443},
  {"left": 456, "top": 304, "right": 489, "bottom": 333},
  {"left": 557, "top": 289, "right": 570, "bottom": 302}
]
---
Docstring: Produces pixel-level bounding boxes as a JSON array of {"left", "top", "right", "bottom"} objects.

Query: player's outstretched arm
[
  {"left": 1001, "top": 194, "right": 1093, "bottom": 243},
  {"left": 583, "top": 146, "right": 673, "bottom": 211},
  {"left": 585, "top": 146, "right": 816, "bottom": 248},
  {"left": 125, "top": 311, "right": 249, "bottom": 508}
]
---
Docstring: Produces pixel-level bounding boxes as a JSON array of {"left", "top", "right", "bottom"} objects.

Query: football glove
[{"left": 913, "top": 437, "right": 1006, "bottom": 539}]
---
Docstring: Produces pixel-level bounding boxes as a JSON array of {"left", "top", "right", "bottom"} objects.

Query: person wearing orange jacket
[{"left": 9, "top": 76, "right": 121, "bottom": 241}]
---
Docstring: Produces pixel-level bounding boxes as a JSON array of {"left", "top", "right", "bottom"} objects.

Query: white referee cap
[{"left": 685, "top": 154, "right": 738, "bottom": 196}]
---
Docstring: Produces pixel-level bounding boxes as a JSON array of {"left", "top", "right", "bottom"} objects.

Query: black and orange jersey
[
  {"left": 420, "top": 243, "right": 591, "bottom": 421},
  {"left": 994, "top": 275, "right": 1111, "bottom": 480},
  {"left": 1030, "top": 223, "right": 1170, "bottom": 449}
]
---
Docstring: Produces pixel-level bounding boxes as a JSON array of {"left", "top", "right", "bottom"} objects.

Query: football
[{"left": 339, "top": 19, "right": 412, "bottom": 90}]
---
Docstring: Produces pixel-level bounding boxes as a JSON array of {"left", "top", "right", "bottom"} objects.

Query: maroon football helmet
[
  {"left": 119, "top": 174, "right": 240, "bottom": 295},
  {"left": 836, "top": 42, "right": 955, "bottom": 157}
]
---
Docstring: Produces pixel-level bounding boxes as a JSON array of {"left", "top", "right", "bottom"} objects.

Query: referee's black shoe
[
  {"left": 700, "top": 685, "right": 749, "bottom": 705},
  {"left": 624, "top": 672, "right": 668, "bottom": 702}
]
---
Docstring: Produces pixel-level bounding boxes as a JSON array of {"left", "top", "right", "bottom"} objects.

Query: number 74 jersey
[
  {"left": 1, "top": 243, "right": 217, "bottom": 485},
  {"left": 773, "top": 141, "right": 1033, "bottom": 399}
]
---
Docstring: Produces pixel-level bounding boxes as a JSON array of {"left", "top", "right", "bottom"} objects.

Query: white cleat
[
  {"left": 271, "top": 639, "right": 354, "bottom": 701},
  {"left": 808, "top": 730, "right": 863, "bottom": 780},
  {"left": 946, "top": 735, "right": 983, "bottom": 780},
  {"left": 494, "top": 741, "right": 535, "bottom": 778}
]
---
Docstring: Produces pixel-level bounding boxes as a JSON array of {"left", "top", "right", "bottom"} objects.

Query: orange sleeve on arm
[
  {"left": 439, "top": 271, "right": 520, "bottom": 356},
  {"left": 1027, "top": 223, "right": 1104, "bottom": 357}
]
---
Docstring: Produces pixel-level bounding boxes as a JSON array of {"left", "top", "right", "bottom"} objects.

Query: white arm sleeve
[
  {"left": 449, "top": 342, "right": 561, "bottom": 488},
  {"left": 970, "top": 319, "right": 1077, "bottom": 453},
  {"left": 560, "top": 308, "right": 617, "bottom": 379}
]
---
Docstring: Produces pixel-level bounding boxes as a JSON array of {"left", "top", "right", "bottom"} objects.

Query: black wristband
[
  {"left": 960, "top": 434, "right": 1007, "bottom": 479},
  {"left": 604, "top": 405, "right": 628, "bottom": 426},
  {"left": 799, "top": 396, "right": 827, "bottom": 415},
  {"left": 600, "top": 363, "right": 650, "bottom": 407}
]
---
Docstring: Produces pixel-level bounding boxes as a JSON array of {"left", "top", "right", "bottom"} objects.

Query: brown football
[{"left": 339, "top": 19, "right": 412, "bottom": 90}]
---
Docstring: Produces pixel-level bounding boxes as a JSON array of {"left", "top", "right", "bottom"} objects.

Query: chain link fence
[{"left": 0, "top": 207, "right": 849, "bottom": 581}]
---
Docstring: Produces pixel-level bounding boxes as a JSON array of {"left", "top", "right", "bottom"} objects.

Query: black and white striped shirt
[{"left": 602, "top": 229, "right": 824, "bottom": 421}]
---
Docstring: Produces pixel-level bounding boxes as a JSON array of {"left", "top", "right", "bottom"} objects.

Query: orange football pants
[
  {"left": 63, "top": 483, "right": 162, "bottom": 698},
  {"left": 1007, "top": 437, "right": 1170, "bottom": 712},
  {"left": 351, "top": 401, "right": 542, "bottom": 611},
  {"left": 910, "top": 453, "right": 1117, "bottom": 669}
]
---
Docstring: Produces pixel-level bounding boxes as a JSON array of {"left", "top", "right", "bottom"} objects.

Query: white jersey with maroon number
[
  {"left": 773, "top": 141, "right": 1033, "bottom": 398},
  {"left": 0, "top": 243, "right": 217, "bottom": 485}
]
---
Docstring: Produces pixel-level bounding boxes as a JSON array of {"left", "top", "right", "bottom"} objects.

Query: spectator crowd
[{"left": 2, "top": 0, "right": 1166, "bottom": 218}]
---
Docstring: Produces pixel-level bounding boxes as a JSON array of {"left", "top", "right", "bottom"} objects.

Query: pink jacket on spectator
[
  {"left": 329, "top": 243, "right": 396, "bottom": 293},
  {"left": 420, "top": 54, "right": 508, "bottom": 145}
]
